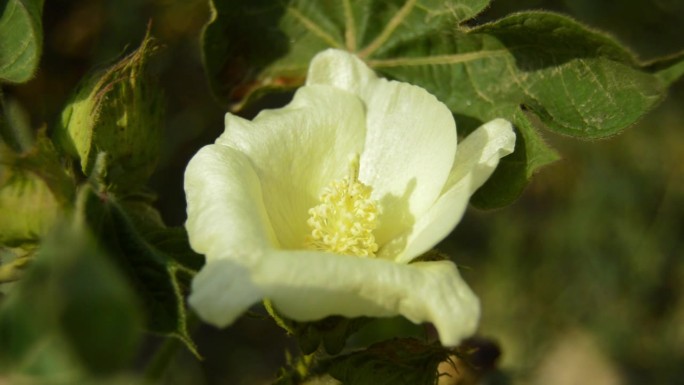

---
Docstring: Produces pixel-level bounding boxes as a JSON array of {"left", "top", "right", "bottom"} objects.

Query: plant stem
[
  {"left": 143, "top": 312, "right": 201, "bottom": 383},
  {"left": 143, "top": 336, "right": 182, "bottom": 384}
]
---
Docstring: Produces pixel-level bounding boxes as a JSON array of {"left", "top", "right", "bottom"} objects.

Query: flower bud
[
  {"left": 53, "top": 33, "right": 163, "bottom": 191},
  {"left": 0, "top": 168, "right": 60, "bottom": 246}
]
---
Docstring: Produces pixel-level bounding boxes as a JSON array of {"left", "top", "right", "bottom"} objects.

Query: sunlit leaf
[
  {"left": 373, "top": 11, "right": 664, "bottom": 205},
  {"left": 203, "top": 0, "right": 489, "bottom": 107},
  {"left": 202, "top": 1, "right": 680, "bottom": 207}
]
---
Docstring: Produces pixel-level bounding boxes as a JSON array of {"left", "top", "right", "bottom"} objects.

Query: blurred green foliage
[{"left": 0, "top": 217, "right": 143, "bottom": 381}]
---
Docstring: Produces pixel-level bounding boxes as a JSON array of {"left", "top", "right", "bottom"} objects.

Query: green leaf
[
  {"left": 119, "top": 195, "right": 166, "bottom": 234},
  {"left": 417, "top": 11, "right": 662, "bottom": 139},
  {"left": 203, "top": 3, "right": 679, "bottom": 207},
  {"left": 202, "top": 0, "right": 291, "bottom": 107},
  {"left": 119, "top": 196, "right": 205, "bottom": 272},
  {"left": 291, "top": 316, "right": 370, "bottom": 355},
  {"left": 319, "top": 338, "right": 451, "bottom": 385},
  {"left": 376, "top": 11, "right": 663, "bottom": 205},
  {"left": 0, "top": 222, "right": 142, "bottom": 378},
  {"left": 202, "top": 0, "right": 490, "bottom": 107},
  {"left": 142, "top": 227, "right": 205, "bottom": 272},
  {"left": 263, "top": 299, "right": 370, "bottom": 356},
  {"left": 53, "top": 31, "right": 163, "bottom": 192},
  {"left": 268, "top": 0, "right": 490, "bottom": 79},
  {"left": 76, "top": 186, "right": 198, "bottom": 355},
  {"left": 0, "top": 0, "right": 44, "bottom": 83}
]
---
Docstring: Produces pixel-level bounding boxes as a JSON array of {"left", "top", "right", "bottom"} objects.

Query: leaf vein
[
  {"left": 368, "top": 50, "right": 509, "bottom": 68},
  {"left": 0, "top": 0, "right": 36, "bottom": 74},
  {"left": 502, "top": 58, "right": 534, "bottom": 105},
  {"left": 558, "top": 63, "right": 590, "bottom": 131},
  {"left": 0, "top": 34, "right": 33, "bottom": 73},
  {"left": 265, "top": 63, "right": 308, "bottom": 74},
  {"left": 464, "top": 61, "right": 493, "bottom": 103},
  {"left": 287, "top": 6, "right": 342, "bottom": 49},
  {"left": 579, "top": 59, "right": 618, "bottom": 112},
  {"left": 342, "top": 0, "right": 356, "bottom": 52},
  {"left": 359, "top": 0, "right": 418, "bottom": 58}
]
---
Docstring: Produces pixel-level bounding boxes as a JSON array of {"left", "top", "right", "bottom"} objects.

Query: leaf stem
[
  {"left": 143, "top": 311, "right": 202, "bottom": 383},
  {"left": 342, "top": 0, "right": 356, "bottom": 52},
  {"left": 143, "top": 336, "right": 183, "bottom": 384},
  {"left": 286, "top": 7, "right": 342, "bottom": 49},
  {"left": 358, "top": 0, "right": 418, "bottom": 58},
  {"left": 264, "top": 298, "right": 295, "bottom": 335}
]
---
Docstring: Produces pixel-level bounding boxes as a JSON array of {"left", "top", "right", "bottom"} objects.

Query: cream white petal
[
  {"left": 307, "top": 49, "right": 457, "bottom": 250},
  {"left": 306, "top": 48, "right": 378, "bottom": 93},
  {"left": 189, "top": 259, "right": 264, "bottom": 327},
  {"left": 359, "top": 78, "right": 456, "bottom": 250},
  {"left": 184, "top": 144, "right": 277, "bottom": 261},
  {"left": 441, "top": 119, "right": 517, "bottom": 195},
  {"left": 200, "top": 250, "right": 479, "bottom": 347},
  {"left": 215, "top": 86, "right": 367, "bottom": 249},
  {"left": 393, "top": 119, "right": 516, "bottom": 263},
  {"left": 184, "top": 49, "right": 504, "bottom": 347}
]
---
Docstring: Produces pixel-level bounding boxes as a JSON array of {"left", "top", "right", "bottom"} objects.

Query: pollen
[{"left": 306, "top": 154, "right": 379, "bottom": 257}]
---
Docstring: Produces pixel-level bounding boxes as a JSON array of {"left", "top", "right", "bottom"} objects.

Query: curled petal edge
[
  {"left": 392, "top": 118, "right": 516, "bottom": 263},
  {"left": 189, "top": 251, "right": 479, "bottom": 347}
]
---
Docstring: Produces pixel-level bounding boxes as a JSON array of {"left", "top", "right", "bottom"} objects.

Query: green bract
[
  {"left": 184, "top": 49, "right": 515, "bottom": 346},
  {"left": 53, "top": 34, "right": 162, "bottom": 191},
  {"left": 0, "top": 168, "right": 60, "bottom": 246}
]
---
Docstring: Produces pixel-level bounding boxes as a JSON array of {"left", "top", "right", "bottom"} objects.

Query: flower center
[{"left": 306, "top": 154, "right": 379, "bottom": 257}]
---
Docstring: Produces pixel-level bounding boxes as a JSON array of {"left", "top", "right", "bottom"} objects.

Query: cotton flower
[{"left": 184, "top": 49, "right": 515, "bottom": 346}]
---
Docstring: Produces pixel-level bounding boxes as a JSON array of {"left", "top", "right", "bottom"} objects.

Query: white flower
[{"left": 184, "top": 49, "right": 515, "bottom": 346}]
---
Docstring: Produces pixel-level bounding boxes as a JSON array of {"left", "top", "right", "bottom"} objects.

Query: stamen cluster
[{"left": 306, "top": 158, "right": 379, "bottom": 257}]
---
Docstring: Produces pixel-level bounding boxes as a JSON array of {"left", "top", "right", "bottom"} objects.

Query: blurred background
[{"left": 4, "top": 0, "right": 683, "bottom": 384}]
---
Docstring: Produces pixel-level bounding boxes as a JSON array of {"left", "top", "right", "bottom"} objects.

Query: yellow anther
[{"left": 306, "top": 154, "right": 379, "bottom": 257}]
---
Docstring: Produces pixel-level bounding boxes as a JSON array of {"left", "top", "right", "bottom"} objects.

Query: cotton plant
[
  {"left": 185, "top": 48, "right": 515, "bottom": 347},
  {"left": 2, "top": 0, "right": 684, "bottom": 384}
]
